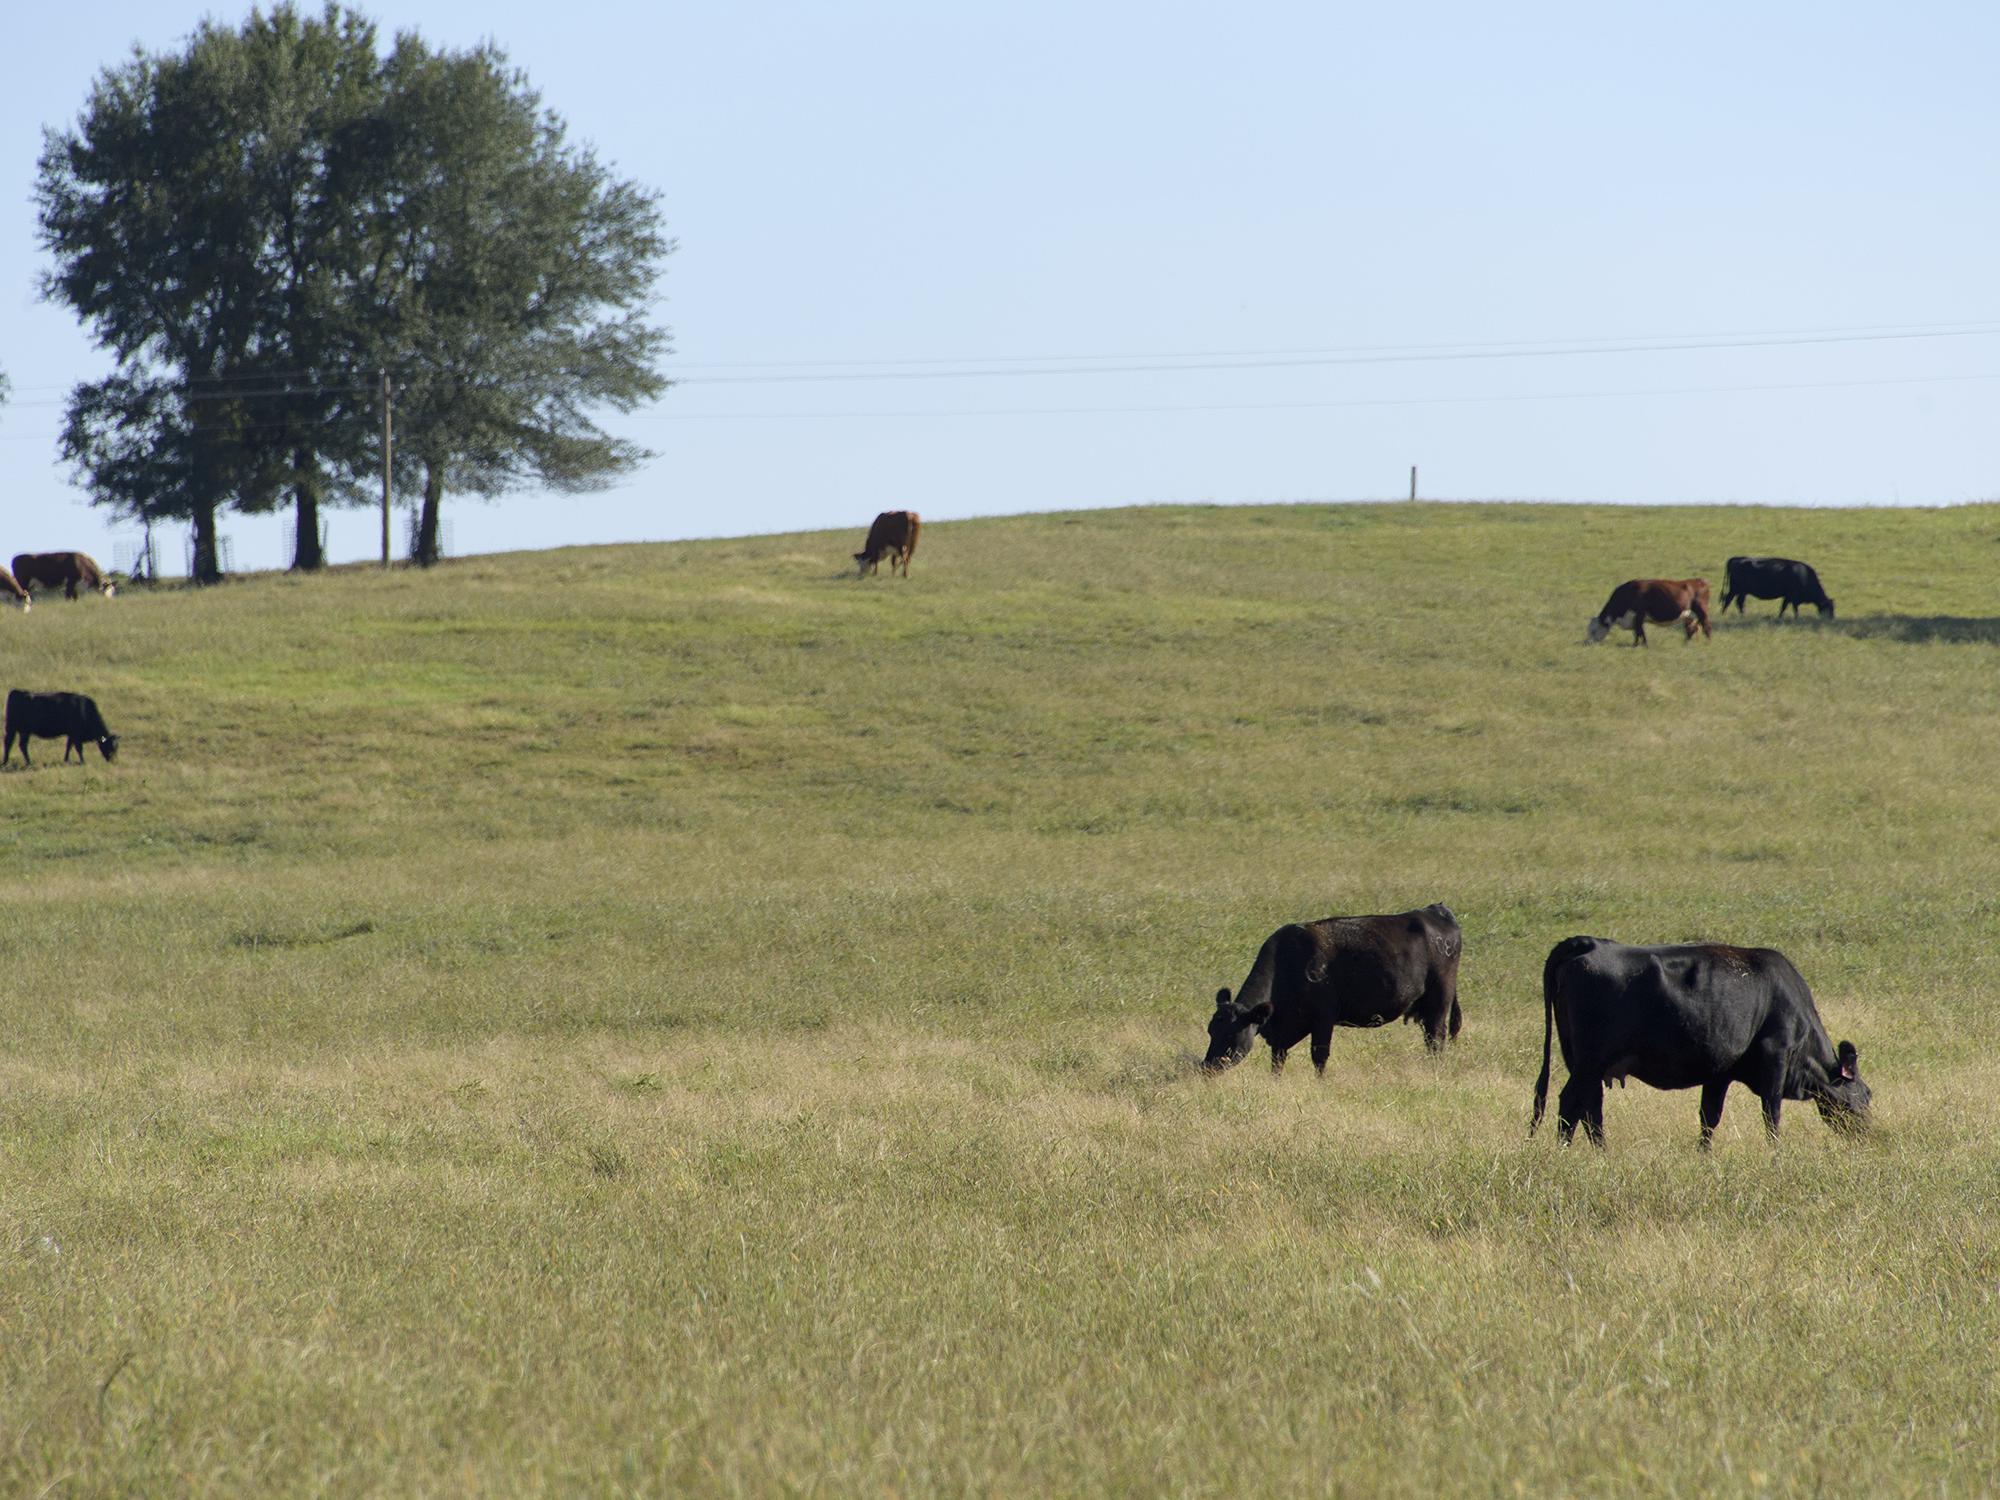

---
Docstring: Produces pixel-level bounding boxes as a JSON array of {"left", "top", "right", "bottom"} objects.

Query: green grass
[{"left": 2, "top": 501, "right": 1999, "bottom": 1495}]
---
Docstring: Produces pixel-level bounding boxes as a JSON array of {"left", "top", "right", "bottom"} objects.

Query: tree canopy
[
  {"left": 369, "top": 40, "right": 671, "bottom": 565},
  {"left": 36, "top": 3, "right": 672, "bottom": 580}
]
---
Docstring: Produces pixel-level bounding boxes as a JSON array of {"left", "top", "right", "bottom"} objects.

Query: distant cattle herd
[
  {"left": 8, "top": 525, "right": 1871, "bottom": 1147},
  {"left": 1584, "top": 556, "right": 1835, "bottom": 645},
  {"left": 1201, "top": 906, "right": 1869, "bottom": 1149},
  {"left": 3, "top": 550, "right": 119, "bottom": 773},
  {"left": 842, "top": 515, "right": 1861, "bottom": 1146},
  {"left": 1194, "top": 545, "right": 1861, "bottom": 1149}
]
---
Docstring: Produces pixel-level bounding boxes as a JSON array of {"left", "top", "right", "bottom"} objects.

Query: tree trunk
[
  {"left": 190, "top": 501, "right": 223, "bottom": 585},
  {"left": 414, "top": 461, "right": 444, "bottom": 568},
  {"left": 291, "top": 494, "right": 324, "bottom": 570}
]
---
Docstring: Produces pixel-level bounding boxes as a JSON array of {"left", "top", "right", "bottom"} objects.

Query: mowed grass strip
[{"left": 2, "top": 501, "right": 1998, "bottom": 1494}]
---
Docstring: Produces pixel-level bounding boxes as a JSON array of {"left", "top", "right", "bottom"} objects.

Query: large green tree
[
  {"left": 363, "top": 36, "right": 672, "bottom": 566},
  {"left": 227, "top": 6, "right": 388, "bottom": 570},
  {"left": 37, "top": 5, "right": 671, "bottom": 579},
  {"left": 38, "top": 7, "right": 389, "bottom": 578},
  {"left": 38, "top": 17, "right": 291, "bottom": 581}
]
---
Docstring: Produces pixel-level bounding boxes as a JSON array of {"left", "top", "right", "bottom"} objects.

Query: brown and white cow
[
  {"left": 11, "top": 551, "right": 116, "bottom": 600},
  {"left": 0, "top": 565, "right": 30, "bottom": 612},
  {"left": 854, "top": 511, "right": 919, "bottom": 578},
  {"left": 1585, "top": 578, "right": 1710, "bottom": 645}
]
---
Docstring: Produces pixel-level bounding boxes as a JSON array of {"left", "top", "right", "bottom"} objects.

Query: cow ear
[
  {"left": 1240, "top": 998, "right": 1274, "bottom": 1025},
  {"left": 1213, "top": 987, "right": 1233, "bottom": 1011},
  {"left": 1836, "top": 1040, "right": 1858, "bottom": 1080}
]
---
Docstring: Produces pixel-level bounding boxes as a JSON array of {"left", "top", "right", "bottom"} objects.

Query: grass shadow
[
  {"left": 1712, "top": 612, "right": 1836, "bottom": 630},
  {"left": 1837, "top": 615, "right": 2000, "bottom": 645}
]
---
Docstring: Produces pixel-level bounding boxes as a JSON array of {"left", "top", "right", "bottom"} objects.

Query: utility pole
[
  {"left": 1409, "top": 465, "right": 1417, "bottom": 501},
  {"left": 380, "top": 370, "right": 393, "bottom": 567}
]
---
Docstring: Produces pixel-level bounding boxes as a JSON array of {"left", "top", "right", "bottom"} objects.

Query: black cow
[
  {"left": 1203, "top": 904, "right": 1462, "bottom": 1074},
  {"left": 1531, "top": 935, "right": 1869, "bottom": 1148},
  {"left": 3, "top": 690, "right": 119, "bottom": 767},
  {"left": 1718, "top": 556, "right": 1835, "bottom": 619}
]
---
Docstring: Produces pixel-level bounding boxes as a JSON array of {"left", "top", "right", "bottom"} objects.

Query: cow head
[
  {"left": 96, "top": 734, "right": 119, "bottom": 763},
  {"left": 1812, "top": 1039, "right": 1870, "bottom": 1132},
  {"left": 853, "top": 550, "right": 873, "bottom": 577},
  {"left": 1202, "top": 986, "right": 1271, "bottom": 1072},
  {"left": 102, "top": 582, "right": 117, "bottom": 599},
  {"left": 1816, "top": 596, "right": 1835, "bottom": 619},
  {"left": 1584, "top": 615, "right": 1611, "bottom": 644}
]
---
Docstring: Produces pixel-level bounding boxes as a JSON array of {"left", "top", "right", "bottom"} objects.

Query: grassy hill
[{"left": 3, "top": 501, "right": 1997, "bottom": 1494}]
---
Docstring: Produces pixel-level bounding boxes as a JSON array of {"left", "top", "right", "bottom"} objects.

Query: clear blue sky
[{"left": 5, "top": 1, "right": 1997, "bottom": 574}]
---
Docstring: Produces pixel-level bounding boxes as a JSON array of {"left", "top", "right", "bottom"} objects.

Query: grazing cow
[
  {"left": 854, "top": 511, "right": 919, "bottom": 577},
  {"left": 1531, "top": 935, "right": 1870, "bottom": 1148},
  {"left": 1584, "top": 578, "right": 1711, "bottom": 645},
  {"left": 1719, "top": 556, "right": 1835, "bottom": 619},
  {"left": 11, "top": 551, "right": 116, "bottom": 600},
  {"left": 0, "top": 566, "right": 29, "bottom": 612},
  {"left": 1203, "top": 904, "right": 1463, "bottom": 1074},
  {"left": 3, "top": 690, "right": 119, "bottom": 767}
]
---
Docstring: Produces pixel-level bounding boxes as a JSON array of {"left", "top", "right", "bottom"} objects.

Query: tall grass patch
[{"left": 2, "top": 503, "right": 1998, "bottom": 1493}]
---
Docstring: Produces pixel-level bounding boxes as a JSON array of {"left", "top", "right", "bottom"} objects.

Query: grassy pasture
[{"left": 2, "top": 500, "right": 1998, "bottom": 1496}]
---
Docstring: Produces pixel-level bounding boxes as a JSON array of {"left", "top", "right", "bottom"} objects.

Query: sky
[{"left": 4, "top": 1, "right": 1998, "bottom": 575}]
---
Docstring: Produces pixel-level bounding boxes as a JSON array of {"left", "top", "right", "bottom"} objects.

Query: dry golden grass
[{"left": 2, "top": 501, "right": 1998, "bottom": 1494}]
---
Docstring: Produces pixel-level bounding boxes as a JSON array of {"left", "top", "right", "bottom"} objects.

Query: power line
[
  {"left": 8, "top": 318, "right": 2000, "bottom": 403},
  {"left": 667, "top": 326, "right": 2000, "bottom": 386},
  {"left": 2, "top": 382, "right": 379, "bottom": 410},
  {"left": 2, "top": 366, "right": 367, "bottom": 396},
  {"left": 631, "top": 369, "right": 2000, "bottom": 422},
  {"left": 0, "top": 407, "right": 382, "bottom": 444},
  {"left": 4, "top": 368, "right": 1993, "bottom": 444},
  {"left": 665, "top": 318, "right": 2000, "bottom": 372}
]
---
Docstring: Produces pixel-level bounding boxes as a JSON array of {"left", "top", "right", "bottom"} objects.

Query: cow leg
[
  {"left": 1556, "top": 1077, "right": 1602, "bottom": 1146},
  {"left": 1735, "top": 1054, "right": 1787, "bottom": 1139},
  {"left": 1421, "top": 977, "right": 1457, "bottom": 1051},
  {"left": 1310, "top": 1025, "right": 1332, "bottom": 1075},
  {"left": 1265, "top": 1013, "right": 1312, "bottom": 1075},
  {"left": 1698, "top": 1080, "right": 1729, "bottom": 1149},
  {"left": 1632, "top": 620, "right": 1647, "bottom": 646}
]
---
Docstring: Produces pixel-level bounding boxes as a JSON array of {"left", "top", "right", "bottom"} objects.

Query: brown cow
[
  {"left": 854, "top": 511, "right": 919, "bottom": 578},
  {"left": 12, "top": 551, "right": 115, "bottom": 600},
  {"left": 0, "top": 566, "right": 29, "bottom": 612},
  {"left": 1585, "top": 578, "right": 1710, "bottom": 645}
]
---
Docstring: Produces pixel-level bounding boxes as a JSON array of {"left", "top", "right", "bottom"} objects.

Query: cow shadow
[{"left": 1835, "top": 615, "right": 2000, "bottom": 646}]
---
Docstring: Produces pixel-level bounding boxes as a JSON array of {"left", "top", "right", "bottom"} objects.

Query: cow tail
[
  {"left": 1530, "top": 984, "right": 1553, "bottom": 1136},
  {"left": 1532, "top": 937, "right": 1594, "bottom": 1135},
  {"left": 1434, "top": 913, "right": 1462, "bottom": 1039}
]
